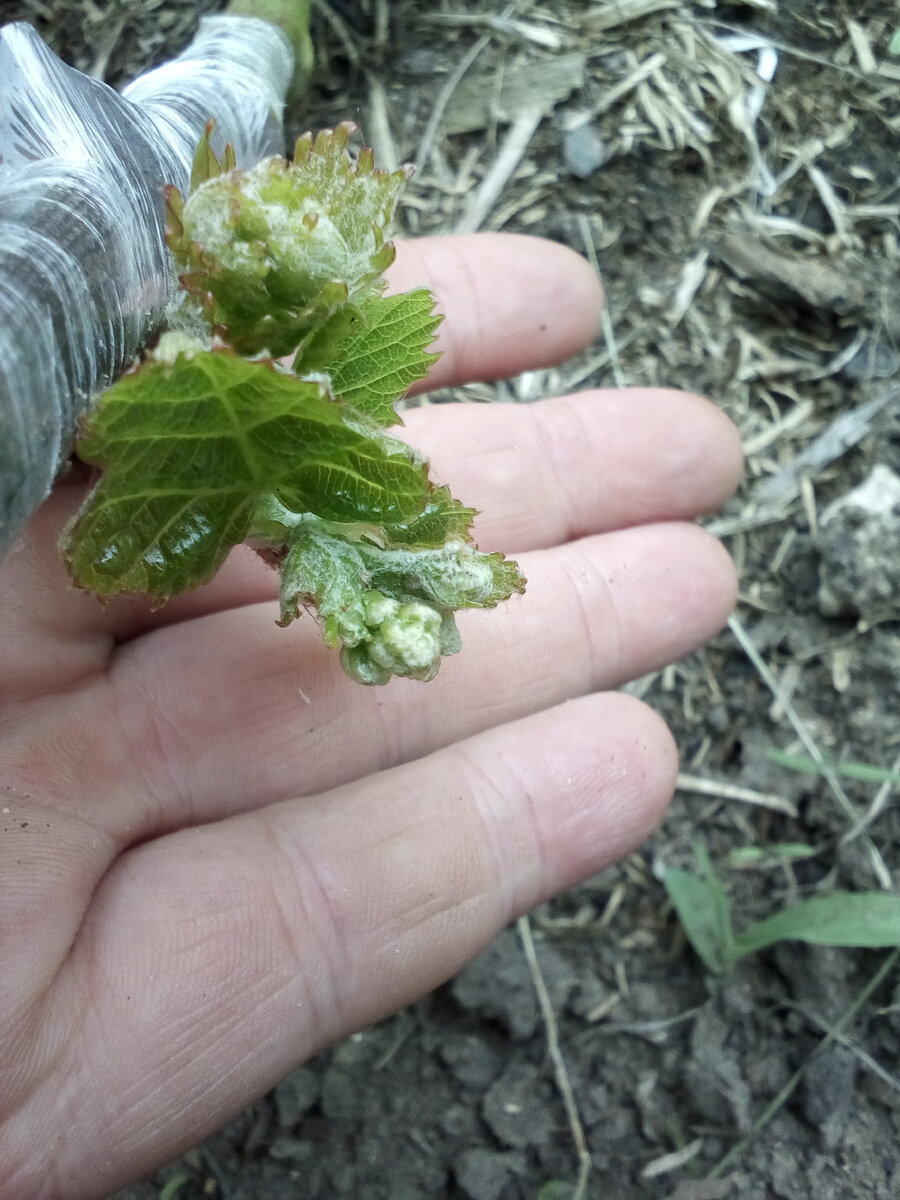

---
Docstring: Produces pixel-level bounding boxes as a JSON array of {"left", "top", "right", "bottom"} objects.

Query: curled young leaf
[
  {"left": 166, "top": 122, "right": 409, "bottom": 358},
  {"left": 277, "top": 520, "right": 524, "bottom": 684}
]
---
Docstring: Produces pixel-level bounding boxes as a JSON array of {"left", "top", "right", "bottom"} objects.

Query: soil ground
[{"left": 7, "top": 0, "right": 900, "bottom": 1196}]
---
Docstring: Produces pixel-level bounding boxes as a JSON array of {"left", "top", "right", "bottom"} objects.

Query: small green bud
[{"left": 364, "top": 594, "right": 443, "bottom": 681}]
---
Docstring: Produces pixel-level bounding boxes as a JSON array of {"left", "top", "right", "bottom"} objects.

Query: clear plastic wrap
[{"left": 0, "top": 17, "right": 294, "bottom": 560}]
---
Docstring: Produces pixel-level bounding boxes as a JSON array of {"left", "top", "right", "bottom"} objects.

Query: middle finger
[
  {"left": 107, "top": 384, "right": 742, "bottom": 633},
  {"left": 43, "top": 517, "right": 736, "bottom": 841}
]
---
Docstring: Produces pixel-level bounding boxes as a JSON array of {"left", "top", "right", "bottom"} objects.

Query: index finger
[{"left": 388, "top": 232, "right": 604, "bottom": 390}]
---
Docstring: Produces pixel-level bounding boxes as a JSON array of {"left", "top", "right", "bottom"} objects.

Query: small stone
[
  {"left": 452, "top": 928, "right": 573, "bottom": 1040},
  {"left": 567, "top": 971, "right": 613, "bottom": 1019},
  {"left": 563, "top": 122, "right": 606, "bottom": 178},
  {"left": 802, "top": 1045, "right": 857, "bottom": 1148},
  {"left": 440, "top": 1103, "right": 482, "bottom": 1139},
  {"left": 841, "top": 337, "right": 900, "bottom": 381},
  {"left": 684, "top": 1007, "right": 753, "bottom": 1131},
  {"left": 454, "top": 1147, "right": 527, "bottom": 1200},
  {"left": 395, "top": 48, "right": 445, "bottom": 76},
  {"left": 320, "top": 1067, "right": 364, "bottom": 1121},
  {"left": 817, "top": 464, "right": 900, "bottom": 620},
  {"left": 482, "top": 1060, "right": 553, "bottom": 1149},
  {"left": 439, "top": 1034, "right": 502, "bottom": 1089},
  {"left": 274, "top": 1067, "right": 320, "bottom": 1128},
  {"left": 579, "top": 1082, "right": 613, "bottom": 1128},
  {"left": 268, "top": 1135, "right": 315, "bottom": 1163},
  {"left": 707, "top": 702, "right": 731, "bottom": 734}
]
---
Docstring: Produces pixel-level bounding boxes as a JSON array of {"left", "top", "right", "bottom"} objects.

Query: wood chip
[
  {"left": 441, "top": 52, "right": 586, "bottom": 135},
  {"left": 713, "top": 233, "right": 866, "bottom": 312},
  {"left": 586, "top": 0, "right": 681, "bottom": 32}
]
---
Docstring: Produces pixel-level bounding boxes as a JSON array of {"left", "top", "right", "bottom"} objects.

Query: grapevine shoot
[{"left": 61, "top": 123, "right": 525, "bottom": 684}]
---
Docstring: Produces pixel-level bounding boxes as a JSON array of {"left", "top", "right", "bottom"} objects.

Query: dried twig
[
  {"left": 455, "top": 106, "right": 543, "bottom": 233},
  {"left": 727, "top": 613, "right": 891, "bottom": 889},
  {"left": 677, "top": 772, "right": 797, "bottom": 817},
  {"left": 756, "top": 385, "right": 900, "bottom": 504},
  {"left": 517, "top": 915, "right": 591, "bottom": 1200}
]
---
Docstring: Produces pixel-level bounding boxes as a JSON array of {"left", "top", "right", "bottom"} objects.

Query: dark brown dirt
[{"left": 6, "top": 0, "right": 900, "bottom": 1197}]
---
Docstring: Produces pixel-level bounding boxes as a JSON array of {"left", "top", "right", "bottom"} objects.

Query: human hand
[{"left": 0, "top": 233, "right": 741, "bottom": 1199}]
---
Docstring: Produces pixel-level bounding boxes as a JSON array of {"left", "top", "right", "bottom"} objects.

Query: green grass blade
[
  {"left": 726, "top": 843, "right": 817, "bottom": 868},
  {"left": 536, "top": 1184, "right": 573, "bottom": 1200},
  {"left": 158, "top": 1174, "right": 190, "bottom": 1200},
  {"left": 733, "top": 892, "right": 900, "bottom": 960},
  {"left": 663, "top": 846, "right": 736, "bottom": 974},
  {"left": 766, "top": 748, "right": 900, "bottom": 785}
]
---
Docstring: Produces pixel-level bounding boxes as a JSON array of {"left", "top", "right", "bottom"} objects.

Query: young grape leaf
[
  {"left": 63, "top": 348, "right": 431, "bottom": 602},
  {"left": 381, "top": 486, "right": 477, "bottom": 548},
  {"left": 189, "top": 118, "right": 236, "bottom": 194},
  {"left": 294, "top": 290, "right": 441, "bottom": 426},
  {"left": 166, "top": 122, "right": 408, "bottom": 358}
]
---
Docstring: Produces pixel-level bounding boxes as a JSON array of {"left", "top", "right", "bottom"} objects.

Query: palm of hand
[{"left": 0, "top": 234, "right": 741, "bottom": 1199}]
